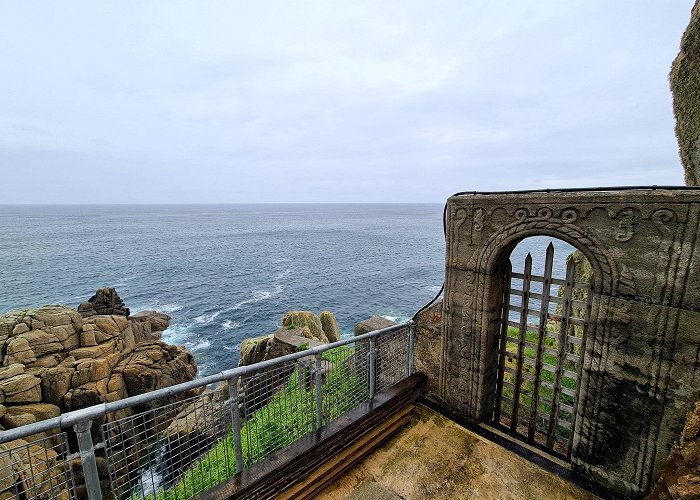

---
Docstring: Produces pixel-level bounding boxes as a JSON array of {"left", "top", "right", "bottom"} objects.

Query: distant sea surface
[{"left": 0, "top": 204, "right": 572, "bottom": 377}]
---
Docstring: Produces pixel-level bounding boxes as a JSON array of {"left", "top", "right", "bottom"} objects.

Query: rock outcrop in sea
[
  {"left": 0, "top": 288, "right": 197, "bottom": 499},
  {"left": 238, "top": 310, "right": 341, "bottom": 367}
]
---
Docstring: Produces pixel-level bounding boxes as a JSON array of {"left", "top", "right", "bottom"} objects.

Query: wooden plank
[
  {"left": 494, "top": 261, "right": 512, "bottom": 424},
  {"left": 529, "top": 242, "right": 554, "bottom": 443},
  {"left": 510, "top": 253, "right": 533, "bottom": 433}
]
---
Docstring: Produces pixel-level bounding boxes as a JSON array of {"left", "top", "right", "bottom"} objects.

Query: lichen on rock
[
  {"left": 671, "top": 0, "right": 700, "bottom": 186},
  {"left": 320, "top": 310, "right": 341, "bottom": 343}
]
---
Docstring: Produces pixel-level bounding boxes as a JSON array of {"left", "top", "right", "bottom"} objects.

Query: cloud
[{"left": 0, "top": 0, "right": 691, "bottom": 203}]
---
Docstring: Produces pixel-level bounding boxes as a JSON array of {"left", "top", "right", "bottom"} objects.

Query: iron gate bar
[
  {"left": 494, "top": 243, "right": 592, "bottom": 460},
  {"left": 510, "top": 252, "right": 533, "bottom": 433},
  {"left": 547, "top": 257, "right": 575, "bottom": 449},
  {"left": 568, "top": 283, "right": 594, "bottom": 459},
  {"left": 494, "top": 261, "right": 512, "bottom": 424}
]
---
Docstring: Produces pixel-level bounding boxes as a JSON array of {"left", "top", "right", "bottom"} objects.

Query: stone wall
[
  {"left": 434, "top": 189, "right": 700, "bottom": 498},
  {"left": 413, "top": 299, "right": 443, "bottom": 398}
]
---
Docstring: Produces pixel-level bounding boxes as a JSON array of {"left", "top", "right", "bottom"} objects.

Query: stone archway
[{"left": 437, "top": 189, "right": 700, "bottom": 498}]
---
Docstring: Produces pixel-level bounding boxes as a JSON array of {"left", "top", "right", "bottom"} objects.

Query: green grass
[
  {"left": 499, "top": 326, "right": 580, "bottom": 442},
  {"left": 152, "top": 344, "right": 365, "bottom": 499}
]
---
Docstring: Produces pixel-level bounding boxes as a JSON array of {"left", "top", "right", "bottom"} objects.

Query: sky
[{"left": 0, "top": 1, "right": 694, "bottom": 203}]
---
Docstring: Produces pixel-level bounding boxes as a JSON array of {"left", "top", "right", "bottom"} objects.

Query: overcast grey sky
[{"left": 0, "top": 1, "right": 693, "bottom": 203}]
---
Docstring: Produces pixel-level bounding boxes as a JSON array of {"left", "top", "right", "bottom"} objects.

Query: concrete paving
[{"left": 317, "top": 404, "right": 599, "bottom": 500}]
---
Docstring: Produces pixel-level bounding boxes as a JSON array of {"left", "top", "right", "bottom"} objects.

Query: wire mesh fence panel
[
  {"left": 240, "top": 358, "right": 316, "bottom": 468},
  {"left": 0, "top": 432, "right": 75, "bottom": 500},
  {"left": 375, "top": 326, "right": 410, "bottom": 393},
  {"left": 321, "top": 340, "right": 370, "bottom": 426},
  {"left": 102, "top": 388, "right": 231, "bottom": 500}
]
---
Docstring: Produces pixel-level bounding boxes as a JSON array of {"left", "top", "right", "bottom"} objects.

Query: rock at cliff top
[
  {"left": 78, "top": 287, "right": 130, "bottom": 318},
  {"left": 354, "top": 316, "right": 395, "bottom": 336},
  {"left": 239, "top": 334, "right": 274, "bottom": 366},
  {"left": 320, "top": 311, "right": 341, "bottom": 343},
  {"left": 671, "top": 1, "right": 700, "bottom": 186},
  {"left": 281, "top": 311, "right": 324, "bottom": 340},
  {"left": 130, "top": 311, "right": 171, "bottom": 334}
]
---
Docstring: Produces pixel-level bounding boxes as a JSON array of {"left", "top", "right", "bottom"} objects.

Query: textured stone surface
[
  {"left": 77, "top": 287, "right": 130, "bottom": 317},
  {"left": 413, "top": 299, "right": 443, "bottom": 398},
  {"left": 281, "top": 311, "right": 325, "bottom": 340},
  {"left": 318, "top": 404, "right": 597, "bottom": 500},
  {"left": 0, "top": 290, "right": 198, "bottom": 498},
  {"left": 354, "top": 316, "right": 395, "bottom": 336},
  {"left": 436, "top": 189, "right": 700, "bottom": 497},
  {"left": 649, "top": 401, "right": 700, "bottom": 499},
  {"left": 320, "top": 311, "right": 341, "bottom": 343},
  {"left": 671, "top": 1, "right": 700, "bottom": 186},
  {"left": 238, "top": 334, "right": 274, "bottom": 366}
]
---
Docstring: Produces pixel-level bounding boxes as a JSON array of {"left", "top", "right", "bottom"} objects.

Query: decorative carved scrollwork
[{"left": 614, "top": 209, "right": 640, "bottom": 242}]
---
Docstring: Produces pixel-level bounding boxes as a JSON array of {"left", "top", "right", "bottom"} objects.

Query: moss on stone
[
  {"left": 671, "top": 0, "right": 700, "bottom": 186},
  {"left": 320, "top": 311, "right": 341, "bottom": 343},
  {"left": 281, "top": 311, "right": 324, "bottom": 340}
]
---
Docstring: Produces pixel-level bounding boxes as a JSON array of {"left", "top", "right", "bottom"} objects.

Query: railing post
[
  {"left": 228, "top": 376, "right": 244, "bottom": 473},
  {"left": 73, "top": 419, "right": 103, "bottom": 500},
  {"left": 315, "top": 353, "right": 323, "bottom": 429},
  {"left": 408, "top": 321, "right": 415, "bottom": 376},
  {"left": 369, "top": 336, "right": 377, "bottom": 399}
]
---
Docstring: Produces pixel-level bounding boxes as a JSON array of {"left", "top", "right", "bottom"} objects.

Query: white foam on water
[
  {"left": 187, "top": 337, "right": 211, "bottom": 351},
  {"left": 159, "top": 322, "right": 195, "bottom": 345},
  {"left": 221, "top": 320, "right": 241, "bottom": 330},
  {"left": 194, "top": 311, "right": 221, "bottom": 325},
  {"left": 131, "top": 303, "right": 183, "bottom": 314}
]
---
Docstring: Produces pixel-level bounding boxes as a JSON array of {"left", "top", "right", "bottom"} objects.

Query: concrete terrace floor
[{"left": 317, "top": 404, "right": 599, "bottom": 500}]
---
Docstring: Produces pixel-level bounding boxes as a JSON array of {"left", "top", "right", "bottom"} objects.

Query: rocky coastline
[{"left": 0, "top": 288, "right": 198, "bottom": 499}]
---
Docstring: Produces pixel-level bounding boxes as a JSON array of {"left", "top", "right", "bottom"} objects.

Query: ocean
[{"left": 0, "top": 204, "right": 572, "bottom": 377}]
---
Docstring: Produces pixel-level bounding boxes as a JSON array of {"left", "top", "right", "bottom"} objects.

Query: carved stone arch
[
  {"left": 477, "top": 222, "right": 616, "bottom": 296},
  {"left": 437, "top": 189, "right": 700, "bottom": 498}
]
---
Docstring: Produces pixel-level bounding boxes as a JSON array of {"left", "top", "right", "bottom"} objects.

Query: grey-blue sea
[{"left": 0, "top": 204, "right": 572, "bottom": 377}]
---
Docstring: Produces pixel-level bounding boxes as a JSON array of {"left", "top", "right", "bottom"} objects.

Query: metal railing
[{"left": 0, "top": 321, "right": 415, "bottom": 500}]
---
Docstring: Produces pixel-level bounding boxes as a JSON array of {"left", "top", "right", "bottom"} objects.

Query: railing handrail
[{"left": 0, "top": 320, "right": 414, "bottom": 446}]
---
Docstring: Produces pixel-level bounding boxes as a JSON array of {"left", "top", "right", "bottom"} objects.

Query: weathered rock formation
[
  {"left": 77, "top": 287, "right": 130, "bottom": 317},
  {"left": 239, "top": 310, "right": 340, "bottom": 367},
  {"left": 281, "top": 310, "right": 328, "bottom": 342},
  {"left": 671, "top": 0, "right": 700, "bottom": 186},
  {"left": 320, "top": 311, "right": 340, "bottom": 343},
  {"left": 649, "top": 402, "right": 700, "bottom": 499},
  {"left": 0, "top": 288, "right": 197, "bottom": 499},
  {"left": 354, "top": 315, "right": 395, "bottom": 336},
  {"left": 236, "top": 310, "right": 338, "bottom": 420}
]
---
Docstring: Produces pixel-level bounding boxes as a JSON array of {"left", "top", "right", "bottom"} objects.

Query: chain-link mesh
[
  {"left": 239, "top": 358, "right": 316, "bottom": 467},
  {"left": 0, "top": 432, "right": 75, "bottom": 500},
  {"left": 376, "top": 326, "right": 410, "bottom": 393},
  {"left": 321, "top": 339, "right": 371, "bottom": 425},
  {"left": 102, "top": 388, "right": 231, "bottom": 499},
  {"left": 91, "top": 326, "right": 412, "bottom": 499}
]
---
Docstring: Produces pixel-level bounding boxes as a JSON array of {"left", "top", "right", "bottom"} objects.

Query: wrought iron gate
[{"left": 493, "top": 243, "right": 592, "bottom": 460}]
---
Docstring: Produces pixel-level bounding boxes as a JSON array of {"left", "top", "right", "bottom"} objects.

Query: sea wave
[
  {"left": 186, "top": 338, "right": 211, "bottom": 352},
  {"left": 194, "top": 311, "right": 222, "bottom": 325},
  {"left": 131, "top": 303, "right": 183, "bottom": 314},
  {"left": 221, "top": 320, "right": 241, "bottom": 330}
]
